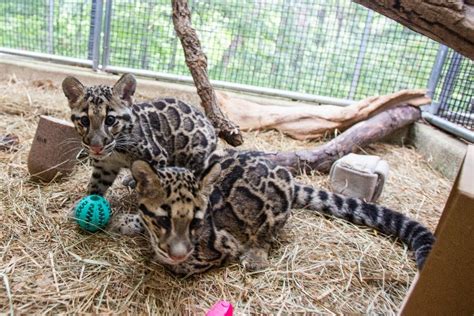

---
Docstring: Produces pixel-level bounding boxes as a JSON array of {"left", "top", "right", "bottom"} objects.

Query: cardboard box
[
  {"left": 400, "top": 145, "right": 474, "bottom": 315},
  {"left": 27, "top": 116, "right": 82, "bottom": 182}
]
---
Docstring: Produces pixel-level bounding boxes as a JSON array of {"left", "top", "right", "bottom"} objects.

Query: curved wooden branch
[
  {"left": 353, "top": 0, "right": 474, "bottom": 60},
  {"left": 171, "top": 0, "right": 243, "bottom": 146},
  {"left": 263, "top": 105, "right": 421, "bottom": 174}
]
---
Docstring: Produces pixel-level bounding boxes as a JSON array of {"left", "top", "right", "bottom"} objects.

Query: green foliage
[
  {"left": 0, "top": 0, "right": 441, "bottom": 101},
  {"left": 0, "top": 0, "right": 91, "bottom": 58}
]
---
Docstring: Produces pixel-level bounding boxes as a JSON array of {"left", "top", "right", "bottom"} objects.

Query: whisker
[
  {"left": 58, "top": 138, "right": 82, "bottom": 146},
  {"left": 58, "top": 147, "right": 84, "bottom": 160}
]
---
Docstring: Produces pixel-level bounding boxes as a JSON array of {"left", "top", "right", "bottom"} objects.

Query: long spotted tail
[{"left": 292, "top": 183, "right": 434, "bottom": 269}]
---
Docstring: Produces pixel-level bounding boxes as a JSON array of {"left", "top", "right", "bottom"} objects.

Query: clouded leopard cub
[
  {"left": 112, "top": 149, "right": 435, "bottom": 276},
  {"left": 62, "top": 73, "right": 217, "bottom": 196}
]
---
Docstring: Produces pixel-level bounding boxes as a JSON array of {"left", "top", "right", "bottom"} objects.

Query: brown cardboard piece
[
  {"left": 400, "top": 145, "right": 474, "bottom": 315},
  {"left": 27, "top": 116, "right": 82, "bottom": 182}
]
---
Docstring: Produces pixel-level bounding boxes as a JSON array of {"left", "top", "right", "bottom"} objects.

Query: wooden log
[
  {"left": 171, "top": 0, "right": 243, "bottom": 146},
  {"left": 216, "top": 89, "right": 429, "bottom": 140},
  {"left": 352, "top": 0, "right": 474, "bottom": 60},
  {"left": 262, "top": 105, "right": 421, "bottom": 174}
]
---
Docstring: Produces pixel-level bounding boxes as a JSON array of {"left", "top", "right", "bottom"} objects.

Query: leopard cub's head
[
  {"left": 131, "top": 160, "right": 221, "bottom": 265},
  {"left": 62, "top": 73, "right": 137, "bottom": 159}
]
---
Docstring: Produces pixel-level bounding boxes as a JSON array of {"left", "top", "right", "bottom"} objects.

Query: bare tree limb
[
  {"left": 263, "top": 105, "right": 421, "bottom": 174},
  {"left": 171, "top": 0, "right": 243, "bottom": 146},
  {"left": 353, "top": 0, "right": 474, "bottom": 60}
]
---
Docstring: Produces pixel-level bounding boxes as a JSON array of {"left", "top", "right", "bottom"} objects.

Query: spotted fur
[
  {"left": 112, "top": 150, "right": 435, "bottom": 276},
  {"left": 62, "top": 74, "right": 217, "bottom": 197}
]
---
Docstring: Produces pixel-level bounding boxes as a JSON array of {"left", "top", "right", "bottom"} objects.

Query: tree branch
[
  {"left": 171, "top": 0, "right": 243, "bottom": 146},
  {"left": 263, "top": 105, "right": 421, "bottom": 174}
]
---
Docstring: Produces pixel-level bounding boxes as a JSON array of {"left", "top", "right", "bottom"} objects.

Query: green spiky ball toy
[{"left": 75, "top": 195, "right": 111, "bottom": 232}]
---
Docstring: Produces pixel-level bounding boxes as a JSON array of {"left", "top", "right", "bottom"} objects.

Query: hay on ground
[{"left": 0, "top": 76, "right": 452, "bottom": 314}]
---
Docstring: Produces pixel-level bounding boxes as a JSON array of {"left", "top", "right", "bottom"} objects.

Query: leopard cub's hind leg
[
  {"left": 240, "top": 246, "right": 270, "bottom": 272},
  {"left": 108, "top": 213, "right": 144, "bottom": 235}
]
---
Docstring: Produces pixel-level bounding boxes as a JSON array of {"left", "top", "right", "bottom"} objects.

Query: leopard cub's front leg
[
  {"left": 87, "top": 162, "right": 121, "bottom": 196},
  {"left": 67, "top": 162, "right": 120, "bottom": 222}
]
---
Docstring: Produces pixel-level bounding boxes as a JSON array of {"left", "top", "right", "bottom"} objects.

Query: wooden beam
[{"left": 353, "top": 0, "right": 474, "bottom": 60}]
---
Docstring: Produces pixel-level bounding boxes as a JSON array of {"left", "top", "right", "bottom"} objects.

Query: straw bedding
[{"left": 0, "top": 77, "right": 452, "bottom": 314}]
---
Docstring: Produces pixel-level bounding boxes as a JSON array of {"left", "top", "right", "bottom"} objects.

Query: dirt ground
[{"left": 0, "top": 76, "right": 452, "bottom": 314}]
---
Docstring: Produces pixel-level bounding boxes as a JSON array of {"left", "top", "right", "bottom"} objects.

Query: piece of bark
[
  {"left": 262, "top": 105, "right": 421, "bottom": 174},
  {"left": 352, "top": 0, "right": 474, "bottom": 60},
  {"left": 216, "top": 89, "right": 429, "bottom": 140},
  {"left": 171, "top": 0, "right": 243, "bottom": 146}
]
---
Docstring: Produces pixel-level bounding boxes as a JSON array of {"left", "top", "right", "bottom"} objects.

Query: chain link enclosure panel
[
  {"left": 0, "top": 0, "right": 472, "bottom": 133},
  {"left": 104, "top": 0, "right": 440, "bottom": 100},
  {"left": 433, "top": 52, "right": 473, "bottom": 131},
  {"left": 0, "top": 0, "right": 94, "bottom": 60}
]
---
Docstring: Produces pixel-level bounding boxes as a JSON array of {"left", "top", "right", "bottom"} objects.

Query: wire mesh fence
[
  {"left": 0, "top": 0, "right": 93, "bottom": 59},
  {"left": 432, "top": 51, "right": 473, "bottom": 131},
  {"left": 104, "top": 0, "right": 441, "bottom": 101},
  {"left": 0, "top": 0, "right": 472, "bottom": 134}
]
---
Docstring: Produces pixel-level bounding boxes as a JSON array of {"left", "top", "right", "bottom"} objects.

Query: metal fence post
[
  {"left": 140, "top": 1, "right": 152, "bottom": 70},
  {"left": 87, "top": 0, "right": 96, "bottom": 61},
  {"left": 348, "top": 10, "right": 373, "bottom": 100},
  {"left": 47, "top": 0, "right": 54, "bottom": 54},
  {"left": 102, "top": 0, "right": 113, "bottom": 69},
  {"left": 88, "top": 0, "right": 103, "bottom": 70},
  {"left": 437, "top": 52, "right": 462, "bottom": 115},
  {"left": 426, "top": 45, "right": 448, "bottom": 114}
]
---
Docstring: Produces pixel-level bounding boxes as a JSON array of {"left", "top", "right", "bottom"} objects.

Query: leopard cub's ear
[
  {"left": 131, "top": 160, "right": 162, "bottom": 198},
  {"left": 113, "top": 73, "right": 137, "bottom": 105},
  {"left": 62, "top": 76, "right": 85, "bottom": 106},
  {"left": 199, "top": 162, "right": 221, "bottom": 195}
]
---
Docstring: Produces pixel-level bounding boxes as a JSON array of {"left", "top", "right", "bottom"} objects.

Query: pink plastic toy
[{"left": 206, "top": 300, "right": 233, "bottom": 316}]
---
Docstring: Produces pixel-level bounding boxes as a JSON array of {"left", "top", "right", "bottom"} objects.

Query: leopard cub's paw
[
  {"left": 122, "top": 175, "right": 136, "bottom": 189},
  {"left": 240, "top": 248, "right": 269, "bottom": 272},
  {"left": 108, "top": 213, "right": 144, "bottom": 235},
  {"left": 67, "top": 199, "right": 81, "bottom": 222}
]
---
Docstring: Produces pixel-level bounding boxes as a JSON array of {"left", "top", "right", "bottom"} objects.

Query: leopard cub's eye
[
  {"left": 156, "top": 216, "right": 171, "bottom": 229},
  {"left": 190, "top": 217, "right": 202, "bottom": 230},
  {"left": 80, "top": 116, "right": 90, "bottom": 127},
  {"left": 105, "top": 115, "right": 116, "bottom": 126}
]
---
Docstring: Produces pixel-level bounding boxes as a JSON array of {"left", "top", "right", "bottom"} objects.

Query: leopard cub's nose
[
  {"left": 168, "top": 242, "right": 190, "bottom": 261},
  {"left": 90, "top": 145, "right": 104, "bottom": 154}
]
